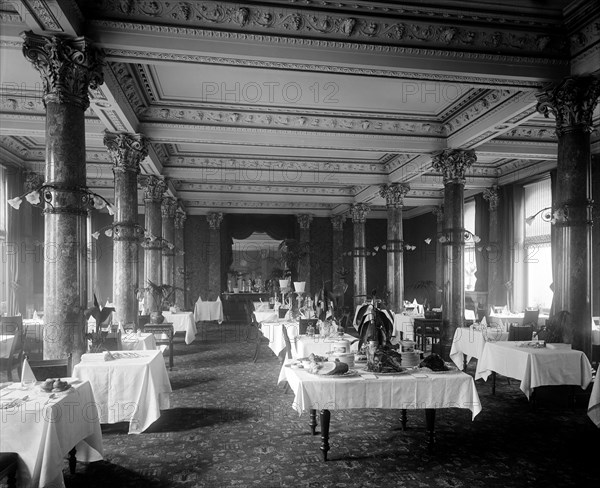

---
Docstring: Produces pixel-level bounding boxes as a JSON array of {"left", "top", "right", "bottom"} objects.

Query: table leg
[
  {"left": 309, "top": 409, "right": 317, "bottom": 435},
  {"left": 463, "top": 356, "right": 467, "bottom": 372},
  {"left": 401, "top": 409, "right": 407, "bottom": 431},
  {"left": 320, "top": 409, "right": 331, "bottom": 462},
  {"left": 492, "top": 371, "right": 496, "bottom": 395},
  {"left": 425, "top": 409, "right": 436, "bottom": 451},
  {"left": 68, "top": 447, "right": 77, "bottom": 474}
]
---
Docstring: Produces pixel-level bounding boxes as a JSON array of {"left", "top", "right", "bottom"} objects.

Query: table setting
[{"left": 449, "top": 322, "right": 509, "bottom": 370}]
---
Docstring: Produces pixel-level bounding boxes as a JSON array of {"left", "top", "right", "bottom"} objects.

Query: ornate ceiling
[{"left": 0, "top": 0, "right": 598, "bottom": 218}]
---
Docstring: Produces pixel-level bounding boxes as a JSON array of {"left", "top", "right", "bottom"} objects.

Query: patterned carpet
[{"left": 4, "top": 322, "right": 600, "bottom": 488}]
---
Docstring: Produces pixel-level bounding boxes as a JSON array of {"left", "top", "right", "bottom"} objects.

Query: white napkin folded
[
  {"left": 21, "top": 357, "right": 36, "bottom": 384},
  {"left": 32, "top": 310, "right": 39, "bottom": 320},
  {"left": 481, "top": 316, "right": 487, "bottom": 327}
]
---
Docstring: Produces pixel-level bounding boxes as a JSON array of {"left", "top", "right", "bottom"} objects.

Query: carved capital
[
  {"left": 21, "top": 31, "right": 104, "bottom": 110},
  {"left": 139, "top": 175, "right": 166, "bottom": 202},
  {"left": 161, "top": 197, "right": 178, "bottom": 218},
  {"left": 379, "top": 183, "right": 410, "bottom": 208},
  {"left": 348, "top": 203, "right": 370, "bottom": 223},
  {"left": 431, "top": 149, "right": 476, "bottom": 185},
  {"left": 536, "top": 75, "right": 600, "bottom": 134},
  {"left": 175, "top": 209, "right": 187, "bottom": 229},
  {"left": 330, "top": 214, "right": 346, "bottom": 231},
  {"left": 483, "top": 185, "right": 500, "bottom": 211},
  {"left": 296, "top": 214, "right": 313, "bottom": 230},
  {"left": 104, "top": 131, "right": 148, "bottom": 174},
  {"left": 207, "top": 212, "right": 223, "bottom": 229},
  {"left": 24, "top": 171, "right": 45, "bottom": 193},
  {"left": 432, "top": 205, "right": 444, "bottom": 223}
]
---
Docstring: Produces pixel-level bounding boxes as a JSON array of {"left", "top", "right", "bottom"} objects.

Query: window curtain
[
  {"left": 474, "top": 193, "right": 489, "bottom": 292},
  {"left": 550, "top": 169, "right": 557, "bottom": 316},
  {"left": 6, "top": 169, "right": 24, "bottom": 315}
]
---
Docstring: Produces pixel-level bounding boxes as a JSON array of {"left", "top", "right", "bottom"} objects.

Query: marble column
[
  {"left": 349, "top": 203, "right": 370, "bottom": 307},
  {"left": 104, "top": 132, "right": 148, "bottom": 328},
  {"left": 379, "top": 183, "right": 410, "bottom": 312},
  {"left": 161, "top": 197, "right": 178, "bottom": 288},
  {"left": 297, "top": 214, "right": 313, "bottom": 289},
  {"left": 432, "top": 149, "right": 476, "bottom": 359},
  {"left": 432, "top": 205, "right": 444, "bottom": 308},
  {"left": 140, "top": 175, "right": 166, "bottom": 313},
  {"left": 331, "top": 214, "right": 347, "bottom": 309},
  {"left": 22, "top": 32, "right": 104, "bottom": 361},
  {"left": 483, "top": 185, "right": 501, "bottom": 308},
  {"left": 174, "top": 209, "right": 187, "bottom": 310},
  {"left": 537, "top": 75, "right": 600, "bottom": 357},
  {"left": 207, "top": 212, "right": 223, "bottom": 300}
]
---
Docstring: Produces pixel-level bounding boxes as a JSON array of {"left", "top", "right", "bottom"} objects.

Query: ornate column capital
[
  {"left": 24, "top": 171, "right": 44, "bottom": 193},
  {"left": 174, "top": 209, "right": 187, "bottom": 229},
  {"left": 207, "top": 212, "right": 223, "bottom": 230},
  {"left": 330, "top": 214, "right": 346, "bottom": 231},
  {"left": 104, "top": 131, "right": 148, "bottom": 174},
  {"left": 379, "top": 183, "right": 410, "bottom": 208},
  {"left": 21, "top": 31, "right": 104, "bottom": 110},
  {"left": 483, "top": 185, "right": 500, "bottom": 211},
  {"left": 536, "top": 75, "right": 600, "bottom": 134},
  {"left": 348, "top": 203, "right": 370, "bottom": 223},
  {"left": 431, "top": 149, "right": 476, "bottom": 185},
  {"left": 297, "top": 214, "right": 313, "bottom": 230},
  {"left": 139, "top": 175, "right": 166, "bottom": 202},
  {"left": 432, "top": 205, "right": 444, "bottom": 223},
  {"left": 161, "top": 197, "right": 178, "bottom": 218}
]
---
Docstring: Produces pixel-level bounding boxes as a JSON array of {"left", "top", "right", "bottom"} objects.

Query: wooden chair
[
  {"left": 143, "top": 323, "right": 174, "bottom": 370},
  {"left": 245, "top": 303, "right": 263, "bottom": 363},
  {"left": 0, "top": 317, "right": 26, "bottom": 381},
  {"left": 25, "top": 353, "right": 73, "bottom": 380},
  {"left": 0, "top": 452, "right": 18, "bottom": 488},
  {"left": 522, "top": 309, "right": 540, "bottom": 330},
  {"left": 413, "top": 318, "right": 442, "bottom": 354},
  {"left": 508, "top": 324, "right": 534, "bottom": 341},
  {"left": 138, "top": 314, "right": 151, "bottom": 331},
  {"left": 281, "top": 323, "right": 293, "bottom": 362}
]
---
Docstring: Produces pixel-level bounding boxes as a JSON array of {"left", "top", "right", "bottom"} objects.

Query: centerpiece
[
  {"left": 144, "top": 280, "right": 179, "bottom": 324},
  {"left": 84, "top": 294, "right": 115, "bottom": 352}
]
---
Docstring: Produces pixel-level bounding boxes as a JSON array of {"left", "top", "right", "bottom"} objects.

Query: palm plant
[
  {"left": 144, "top": 280, "right": 179, "bottom": 322},
  {"left": 84, "top": 294, "right": 115, "bottom": 352},
  {"left": 355, "top": 289, "right": 395, "bottom": 351}
]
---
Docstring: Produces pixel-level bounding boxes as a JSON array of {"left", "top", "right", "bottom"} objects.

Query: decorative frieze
[
  {"left": 348, "top": 203, "right": 370, "bottom": 223},
  {"left": 21, "top": 32, "right": 104, "bottom": 109},
  {"left": 139, "top": 175, "right": 166, "bottom": 202},
  {"left": 483, "top": 185, "right": 500, "bottom": 211},
  {"left": 22, "top": 0, "right": 63, "bottom": 31},
  {"left": 161, "top": 197, "right": 178, "bottom": 218},
  {"left": 207, "top": 212, "right": 223, "bottom": 229},
  {"left": 443, "top": 89, "right": 515, "bottom": 134},
  {"left": 331, "top": 214, "right": 346, "bottom": 232},
  {"left": 536, "top": 75, "right": 600, "bottom": 134},
  {"left": 501, "top": 126, "right": 557, "bottom": 140},
  {"left": 431, "top": 149, "right": 477, "bottom": 185},
  {"left": 297, "top": 214, "right": 313, "bottom": 230},
  {"left": 104, "top": 131, "right": 148, "bottom": 173},
  {"left": 379, "top": 183, "right": 410, "bottom": 208}
]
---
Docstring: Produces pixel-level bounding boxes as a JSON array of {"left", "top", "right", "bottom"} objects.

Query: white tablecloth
[
  {"left": 587, "top": 376, "right": 600, "bottom": 427},
  {"left": 0, "top": 334, "right": 14, "bottom": 359},
  {"left": 0, "top": 380, "right": 103, "bottom": 488},
  {"left": 121, "top": 332, "right": 157, "bottom": 351},
  {"left": 254, "top": 310, "right": 279, "bottom": 323},
  {"left": 592, "top": 325, "right": 600, "bottom": 346},
  {"left": 449, "top": 326, "right": 509, "bottom": 369},
  {"left": 475, "top": 341, "right": 593, "bottom": 399},
  {"left": 193, "top": 298, "right": 224, "bottom": 324},
  {"left": 259, "top": 321, "right": 299, "bottom": 356},
  {"left": 280, "top": 365, "right": 481, "bottom": 419},
  {"left": 73, "top": 349, "right": 172, "bottom": 434},
  {"left": 488, "top": 312, "right": 549, "bottom": 330},
  {"left": 162, "top": 311, "right": 197, "bottom": 344}
]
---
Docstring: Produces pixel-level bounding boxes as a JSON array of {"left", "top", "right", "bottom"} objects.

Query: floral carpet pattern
[{"left": 4, "top": 322, "right": 599, "bottom": 488}]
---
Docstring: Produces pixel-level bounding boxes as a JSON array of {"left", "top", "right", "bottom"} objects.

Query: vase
[{"left": 150, "top": 311, "right": 165, "bottom": 324}]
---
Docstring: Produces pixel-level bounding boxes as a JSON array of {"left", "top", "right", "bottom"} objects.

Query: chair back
[
  {"left": 508, "top": 324, "right": 534, "bottom": 341},
  {"left": 25, "top": 353, "right": 73, "bottom": 380},
  {"left": 522, "top": 309, "right": 539, "bottom": 328},
  {"left": 143, "top": 323, "right": 175, "bottom": 370},
  {"left": 138, "top": 314, "right": 151, "bottom": 330},
  {"left": 299, "top": 318, "right": 317, "bottom": 335},
  {"left": 280, "top": 324, "right": 293, "bottom": 360},
  {"left": 0, "top": 316, "right": 23, "bottom": 336}
]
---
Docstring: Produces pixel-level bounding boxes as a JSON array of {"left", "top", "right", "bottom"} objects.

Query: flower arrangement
[{"left": 83, "top": 294, "right": 115, "bottom": 352}]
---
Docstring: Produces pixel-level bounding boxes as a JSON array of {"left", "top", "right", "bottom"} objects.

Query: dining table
[
  {"left": 488, "top": 312, "right": 549, "bottom": 330},
  {"left": 587, "top": 375, "right": 600, "bottom": 427},
  {"left": 449, "top": 325, "right": 509, "bottom": 370},
  {"left": 72, "top": 349, "right": 172, "bottom": 434},
  {"left": 193, "top": 297, "right": 224, "bottom": 324},
  {"left": 0, "top": 379, "right": 103, "bottom": 488},
  {"left": 475, "top": 341, "right": 593, "bottom": 399},
  {"left": 120, "top": 331, "right": 157, "bottom": 351},
  {"left": 161, "top": 311, "right": 197, "bottom": 344},
  {"left": 259, "top": 320, "right": 300, "bottom": 357},
  {"left": 0, "top": 334, "right": 15, "bottom": 358},
  {"left": 280, "top": 363, "right": 481, "bottom": 460}
]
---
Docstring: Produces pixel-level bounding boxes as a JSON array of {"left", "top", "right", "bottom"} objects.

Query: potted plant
[
  {"left": 84, "top": 294, "right": 115, "bottom": 352},
  {"left": 144, "top": 280, "right": 179, "bottom": 324},
  {"left": 412, "top": 280, "right": 439, "bottom": 318},
  {"left": 278, "top": 238, "right": 310, "bottom": 283}
]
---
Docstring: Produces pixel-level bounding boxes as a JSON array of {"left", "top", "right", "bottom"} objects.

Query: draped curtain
[
  {"left": 474, "top": 193, "right": 489, "bottom": 292},
  {"left": 550, "top": 169, "right": 557, "bottom": 316},
  {"left": 6, "top": 169, "right": 24, "bottom": 315}
]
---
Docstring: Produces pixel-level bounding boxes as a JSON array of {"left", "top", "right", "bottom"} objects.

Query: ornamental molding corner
[
  {"left": 161, "top": 197, "right": 178, "bottom": 218},
  {"left": 139, "top": 174, "right": 166, "bottom": 201},
  {"left": 22, "top": 0, "right": 63, "bottom": 32},
  {"left": 104, "top": 131, "right": 148, "bottom": 173},
  {"left": 109, "top": 62, "right": 146, "bottom": 113},
  {"left": 443, "top": 89, "right": 516, "bottom": 134},
  {"left": 431, "top": 149, "right": 477, "bottom": 184},
  {"left": 331, "top": 214, "right": 346, "bottom": 231},
  {"left": 536, "top": 75, "right": 600, "bottom": 134},
  {"left": 379, "top": 183, "right": 411, "bottom": 208},
  {"left": 483, "top": 185, "right": 500, "bottom": 210},
  {"left": 206, "top": 212, "right": 224, "bottom": 229},
  {"left": 348, "top": 202, "right": 370, "bottom": 223},
  {"left": 296, "top": 214, "right": 314, "bottom": 230},
  {"left": 21, "top": 32, "right": 105, "bottom": 110}
]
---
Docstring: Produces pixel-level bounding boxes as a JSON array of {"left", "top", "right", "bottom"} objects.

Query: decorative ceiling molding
[
  {"left": 20, "top": 0, "right": 63, "bottom": 32},
  {"left": 174, "top": 182, "right": 356, "bottom": 196},
  {"left": 443, "top": 89, "right": 516, "bottom": 134},
  {"left": 500, "top": 127, "right": 558, "bottom": 140}
]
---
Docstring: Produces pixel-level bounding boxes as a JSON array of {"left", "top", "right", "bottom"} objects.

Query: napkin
[
  {"left": 32, "top": 310, "right": 39, "bottom": 320},
  {"left": 480, "top": 316, "right": 487, "bottom": 327},
  {"left": 21, "top": 357, "right": 36, "bottom": 384}
]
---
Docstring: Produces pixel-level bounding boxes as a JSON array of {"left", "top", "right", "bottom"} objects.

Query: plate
[
  {"left": 315, "top": 369, "right": 360, "bottom": 378},
  {"left": 365, "top": 368, "right": 409, "bottom": 375}
]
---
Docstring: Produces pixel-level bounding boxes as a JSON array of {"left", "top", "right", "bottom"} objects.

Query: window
[
  {"left": 464, "top": 199, "right": 476, "bottom": 291},
  {"left": 523, "top": 178, "right": 552, "bottom": 311},
  {"left": 0, "top": 165, "right": 7, "bottom": 315}
]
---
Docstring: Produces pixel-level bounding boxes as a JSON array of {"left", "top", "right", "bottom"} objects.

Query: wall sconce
[
  {"left": 525, "top": 207, "right": 552, "bottom": 225},
  {"left": 525, "top": 206, "right": 567, "bottom": 225},
  {"left": 438, "top": 230, "right": 480, "bottom": 243},
  {"left": 424, "top": 238, "right": 432, "bottom": 245},
  {"left": 8, "top": 184, "right": 114, "bottom": 215}
]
